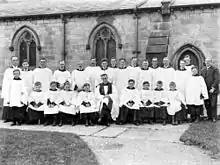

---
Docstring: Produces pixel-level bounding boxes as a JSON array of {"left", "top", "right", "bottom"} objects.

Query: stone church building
[{"left": 0, "top": 0, "right": 220, "bottom": 84}]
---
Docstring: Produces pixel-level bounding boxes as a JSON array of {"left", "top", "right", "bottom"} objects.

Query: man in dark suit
[{"left": 201, "top": 58, "right": 220, "bottom": 122}]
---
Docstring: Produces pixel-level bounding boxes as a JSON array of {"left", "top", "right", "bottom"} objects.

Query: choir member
[
  {"left": 33, "top": 57, "right": 52, "bottom": 92},
  {"left": 44, "top": 81, "right": 60, "bottom": 126},
  {"left": 5, "top": 69, "right": 27, "bottom": 126},
  {"left": 127, "top": 57, "right": 141, "bottom": 88},
  {"left": 151, "top": 58, "right": 162, "bottom": 90},
  {"left": 77, "top": 83, "right": 98, "bottom": 126},
  {"left": 184, "top": 55, "right": 193, "bottom": 72},
  {"left": 20, "top": 59, "right": 33, "bottom": 95},
  {"left": 98, "top": 58, "right": 116, "bottom": 85},
  {"left": 85, "top": 58, "right": 101, "bottom": 92},
  {"left": 58, "top": 81, "right": 78, "bottom": 126},
  {"left": 95, "top": 74, "right": 118, "bottom": 126},
  {"left": 139, "top": 81, "right": 154, "bottom": 124},
  {"left": 53, "top": 60, "right": 71, "bottom": 89},
  {"left": 201, "top": 58, "right": 220, "bottom": 122},
  {"left": 110, "top": 57, "right": 117, "bottom": 68},
  {"left": 115, "top": 58, "right": 130, "bottom": 96},
  {"left": 27, "top": 81, "right": 45, "bottom": 124},
  {"left": 166, "top": 82, "right": 186, "bottom": 125},
  {"left": 1, "top": 56, "right": 21, "bottom": 122},
  {"left": 138, "top": 59, "right": 153, "bottom": 90},
  {"left": 71, "top": 60, "right": 87, "bottom": 91},
  {"left": 118, "top": 79, "right": 141, "bottom": 126},
  {"left": 185, "top": 66, "right": 208, "bottom": 122},
  {"left": 160, "top": 57, "right": 175, "bottom": 91},
  {"left": 152, "top": 81, "right": 167, "bottom": 125}
]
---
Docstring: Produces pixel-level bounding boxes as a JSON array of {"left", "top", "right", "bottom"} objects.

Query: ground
[{"left": 0, "top": 121, "right": 219, "bottom": 165}]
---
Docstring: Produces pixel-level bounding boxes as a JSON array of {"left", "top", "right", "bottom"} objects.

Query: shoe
[
  {"left": 4, "top": 120, "right": 10, "bottom": 123},
  {"left": 162, "top": 120, "right": 166, "bottom": 126},
  {"left": 212, "top": 118, "right": 216, "bottom": 122},
  {"left": 17, "top": 121, "right": 22, "bottom": 126},
  {"left": 89, "top": 120, "right": 94, "bottom": 126},
  {"left": 97, "top": 118, "right": 102, "bottom": 123},
  {"left": 10, "top": 122, "right": 16, "bottom": 126},
  {"left": 149, "top": 120, "right": 154, "bottom": 125},
  {"left": 44, "top": 122, "right": 49, "bottom": 126},
  {"left": 134, "top": 121, "right": 140, "bottom": 126},
  {"left": 52, "top": 121, "right": 57, "bottom": 126},
  {"left": 71, "top": 120, "right": 76, "bottom": 126},
  {"left": 106, "top": 122, "right": 110, "bottom": 127},
  {"left": 85, "top": 120, "right": 89, "bottom": 127},
  {"left": 58, "top": 122, "right": 63, "bottom": 127}
]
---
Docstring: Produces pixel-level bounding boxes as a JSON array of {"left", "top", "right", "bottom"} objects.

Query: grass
[
  {"left": 0, "top": 128, "right": 99, "bottom": 165},
  {"left": 180, "top": 120, "right": 220, "bottom": 157}
]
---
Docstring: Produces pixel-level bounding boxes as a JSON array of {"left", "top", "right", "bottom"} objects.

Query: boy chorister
[
  {"left": 58, "top": 81, "right": 78, "bottom": 126},
  {"left": 27, "top": 81, "right": 45, "bottom": 124},
  {"left": 140, "top": 81, "right": 154, "bottom": 124},
  {"left": 153, "top": 81, "right": 167, "bottom": 125},
  {"left": 118, "top": 79, "right": 141, "bottom": 126},
  {"left": 77, "top": 83, "right": 98, "bottom": 126},
  {"left": 166, "top": 82, "right": 186, "bottom": 125},
  {"left": 44, "top": 81, "right": 60, "bottom": 126},
  {"left": 5, "top": 69, "right": 27, "bottom": 126}
]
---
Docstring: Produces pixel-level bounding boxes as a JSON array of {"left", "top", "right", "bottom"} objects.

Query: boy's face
[
  {"left": 90, "top": 59, "right": 96, "bottom": 66},
  {"left": 143, "top": 83, "right": 150, "bottom": 90},
  {"left": 59, "top": 62, "right": 65, "bottom": 70},
  {"left": 12, "top": 57, "right": 18, "bottom": 67},
  {"left": 192, "top": 68, "right": 198, "bottom": 75},
  {"left": 142, "top": 61, "right": 149, "bottom": 69},
  {"left": 152, "top": 60, "right": 158, "bottom": 67},
  {"left": 179, "top": 61, "right": 185, "bottom": 68},
  {"left": 13, "top": 70, "right": 20, "bottom": 78},
  {"left": 101, "top": 75, "right": 108, "bottom": 84},
  {"left": 101, "top": 61, "right": 108, "bottom": 69},
  {"left": 40, "top": 60, "right": 46, "bottom": 68},
  {"left": 169, "top": 85, "right": 176, "bottom": 90},
  {"left": 22, "top": 62, "right": 29, "bottom": 68},
  {"left": 83, "top": 84, "right": 90, "bottom": 92},
  {"left": 131, "top": 58, "right": 137, "bottom": 66},
  {"left": 128, "top": 81, "right": 135, "bottom": 88},
  {"left": 64, "top": 83, "right": 71, "bottom": 90},
  {"left": 111, "top": 59, "right": 116, "bottom": 67},
  {"left": 35, "top": 85, "right": 41, "bottom": 91},
  {"left": 50, "top": 83, "right": 57, "bottom": 90},
  {"left": 156, "top": 83, "right": 163, "bottom": 89},
  {"left": 119, "top": 60, "right": 125, "bottom": 67},
  {"left": 163, "top": 59, "right": 169, "bottom": 66}
]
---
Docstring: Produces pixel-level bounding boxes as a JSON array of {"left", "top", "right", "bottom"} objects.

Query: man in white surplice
[
  {"left": 95, "top": 73, "right": 118, "bottom": 126},
  {"left": 127, "top": 57, "right": 141, "bottom": 88},
  {"left": 33, "top": 57, "right": 52, "bottom": 92},
  {"left": 151, "top": 58, "right": 161, "bottom": 90}
]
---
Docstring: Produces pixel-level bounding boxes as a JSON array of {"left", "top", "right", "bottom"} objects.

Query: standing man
[
  {"left": 95, "top": 74, "right": 118, "bottom": 126},
  {"left": 72, "top": 60, "right": 88, "bottom": 91},
  {"left": 20, "top": 59, "right": 33, "bottom": 95},
  {"left": 85, "top": 58, "right": 101, "bottom": 92},
  {"left": 151, "top": 58, "right": 161, "bottom": 90},
  {"left": 160, "top": 57, "right": 175, "bottom": 91},
  {"left": 1, "top": 56, "right": 21, "bottom": 122},
  {"left": 33, "top": 57, "right": 53, "bottom": 92},
  {"left": 127, "top": 57, "right": 141, "bottom": 88},
  {"left": 201, "top": 58, "right": 220, "bottom": 122},
  {"left": 184, "top": 55, "right": 193, "bottom": 72},
  {"left": 53, "top": 60, "right": 71, "bottom": 89}
]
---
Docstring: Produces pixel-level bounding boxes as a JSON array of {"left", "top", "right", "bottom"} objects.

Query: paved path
[{"left": 0, "top": 121, "right": 218, "bottom": 165}]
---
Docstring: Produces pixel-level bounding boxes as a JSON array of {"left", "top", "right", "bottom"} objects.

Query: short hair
[
  {"left": 180, "top": 60, "right": 185, "bottom": 63},
  {"left": 83, "top": 82, "right": 90, "bottom": 87},
  {"left": 152, "top": 58, "right": 158, "bottom": 61},
  {"left": 11, "top": 56, "right": 18, "bottom": 60},
  {"left": 22, "top": 59, "right": 28, "bottom": 64},
  {"left": 40, "top": 57, "right": 46, "bottom": 61},
  {"left": 50, "top": 81, "right": 57, "bottom": 86},
  {"left": 101, "top": 58, "right": 108, "bottom": 63},
  {"left": 142, "top": 59, "right": 149, "bottom": 63},
  {"left": 13, "top": 69, "right": 20, "bottom": 73},
  {"left": 128, "top": 79, "right": 135, "bottom": 83},
  {"left": 111, "top": 57, "right": 116, "bottom": 60},
  {"left": 163, "top": 57, "right": 169, "bottom": 61},
  {"left": 119, "top": 58, "right": 126, "bottom": 62},
  {"left": 169, "top": 81, "right": 176, "bottom": 87},
  {"left": 143, "top": 81, "right": 150, "bottom": 85},
  {"left": 64, "top": 80, "right": 71, "bottom": 86},
  {"left": 34, "top": 81, "right": 42, "bottom": 86},
  {"left": 131, "top": 57, "right": 137, "bottom": 60},
  {"left": 59, "top": 60, "right": 65, "bottom": 64},
  {"left": 157, "top": 80, "right": 163, "bottom": 85},
  {"left": 191, "top": 65, "right": 198, "bottom": 70},
  {"left": 101, "top": 73, "right": 108, "bottom": 77}
]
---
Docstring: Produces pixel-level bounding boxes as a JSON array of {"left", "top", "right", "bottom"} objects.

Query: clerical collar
[
  {"left": 10, "top": 65, "right": 18, "bottom": 69},
  {"left": 101, "top": 67, "right": 108, "bottom": 71},
  {"left": 110, "top": 66, "right": 117, "bottom": 68},
  {"left": 179, "top": 68, "right": 186, "bottom": 71},
  {"left": 169, "top": 89, "right": 177, "bottom": 91},
  {"left": 77, "top": 68, "right": 84, "bottom": 71},
  {"left": 59, "top": 68, "right": 66, "bottom": 72},
  {"left": 141, "top": 68, "right": 149, "bottom": 70},
  {"left": 102, "top": 82, "right": 110, "bottom": 86},
  {"left": 13, "top": 77, "right": 21, "bottom": 80},
  {"left": 152, "top": 66, "right": 159, "bottom": 69},
  {"left": 127, "top": 87, "right": 135, "bottom": 90},
  {"left": 143, "top": 88, "right": 150, "bottom": 90},
  {"left": 155, "top": 88, "right": 163, "bottom": 91},
  {"left": 193, "top": 74, "right": 199, "bottom": 77},
  {"left": 50, "top": 88, "right": 57, "bottom": 91},
  {"left": 119, "top": 66, "right": 127, "bottom": 69},
  {"left": 22, "top": 68, "right": 30, "bottom": 71},
  {"left": 38, "top": 66, "right": 46, "bottom": 69},
  {"left": 35, "top": 90, "right": 42, "bottom": 92},
  {"left": 64, "top": 89, "right": 72, "bottom": 91},
  {"left": 186, "top": 64, "right": 191, "bottom": 66},
  {"left": 163, "top": 65, "right": 170, "bottom": 69}
]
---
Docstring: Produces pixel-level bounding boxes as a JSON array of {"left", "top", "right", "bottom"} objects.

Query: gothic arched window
[
  {"left": 18, "top": 31, "right": 36, "bottom": 67},
  {"left": 94, "top": 27, "right": 116, "bottom": 66}
]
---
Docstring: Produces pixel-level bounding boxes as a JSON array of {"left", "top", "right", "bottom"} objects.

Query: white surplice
[
  {"left": 85, "top": 66, "right": 102, "bottom": 92},
  {"left": 21, "top": 70, "right": 33, "bottom": 95},
  {"left": 77, "top": 91, "right": 98, "bottom": 113},
  {"left": 95, "top": 83, "right": 119, "bottom": 120},
  {"left": 71, "top": 69, "right": 88, "bottom": 90},
  {"left": 33, "top": 67, "right": 53, "bottom": 92},
  {"left": 140, "top": 89, "right": 154, "bottom": 108},
  {"left": 28, "top": 90, "right": 45, "bottom": 111},
  {"left": 185, "top": 75, "right": 208, "bottom": 105},
  {"left": 160, "top": 67, "right": 175, "bottom": 91},
  {"left": 44, "top": 90, "right": 60, "bottom": 114},
  {"left": 53, "top": 70, "right": 71, "bottom": 87},
  {"left": 138, "top": 68, "right": 153, "bottom": 90},
  {"left": 115, "top": 68, "right": 130, "bottom": 96},
  {"left": 120, "top": 87, "right": 140, "bottom": 110},
  {"left": 151, "top": 67, "right": 162, "bottom": 90},
  {"left": 59, "top": 90, "right": 78, "bottom": 115},
  {"left": 97, "top": 68, "right": 116, "bottom": 85},
  {"left": 127, "top": 66, "right": 141, "bottom": 88}
]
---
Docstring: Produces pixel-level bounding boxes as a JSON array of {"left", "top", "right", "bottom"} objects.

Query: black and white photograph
[{"left": 0, "top": 0, "right": 220, "bottom": 165}]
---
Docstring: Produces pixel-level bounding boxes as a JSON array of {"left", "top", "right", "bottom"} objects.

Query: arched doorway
[{"left": 172, "top": 44, "right": 205, "bottom": 72}]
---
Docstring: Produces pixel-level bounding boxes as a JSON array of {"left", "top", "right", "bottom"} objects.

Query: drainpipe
[
  {"left": 61, "top": 14, "right": 67, "bottom": 61},
  {"left": 133, "top": 0, "right": 148, "bottom": 57}
]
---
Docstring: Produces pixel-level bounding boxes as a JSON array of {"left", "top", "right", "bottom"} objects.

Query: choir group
[{"left": 1, "top": 55, "right": 218, "bottom": 127}]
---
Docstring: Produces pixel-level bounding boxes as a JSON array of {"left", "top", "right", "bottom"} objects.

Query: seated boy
[
  {"left": 58, "top": 81, "right": 78, "bottom": 126},
  {"left": 140, "top": 81, "right": 154, "bottom": 124},
  {"left": 153, "top": 81, "right": 167, "bottom": 125},
  {"left": 27, "top": 81, "right": 45, "bottom": 124},
  {"left": 44, "top": 81, "right": 60, "bottom": 126},
  {"left": 166, "top": 82, "right": 186, "bottom": 125},
  {"left": 77, "top": 83, "right": 98, "bottom": 127},
  {"left": 118, "top": 79, "right": 141, "bottom": 126}
]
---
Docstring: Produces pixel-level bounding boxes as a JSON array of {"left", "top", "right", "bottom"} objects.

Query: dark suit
[{"left": 201, "top": 66, "right": 220, "bottom": 120}]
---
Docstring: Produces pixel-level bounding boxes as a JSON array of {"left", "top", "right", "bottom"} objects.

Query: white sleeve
[{"left": 200, "top": 77, "right": 209, "bottom": 100}]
